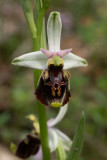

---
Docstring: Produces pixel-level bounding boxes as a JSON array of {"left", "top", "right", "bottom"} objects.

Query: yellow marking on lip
[
  {"left": 52, "top": 89, "right": 55, "bottom": 96},
  {"left": 51, "top": 102, "right": 62, "bottom": 108},
  {"left": 57, "top": 89, "right": 61, "bottom": 96}
]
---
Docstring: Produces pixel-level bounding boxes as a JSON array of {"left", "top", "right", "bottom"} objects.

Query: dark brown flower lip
[
  {"left": 35, "top": 68, "right": 71, "bottom": 107},
  {"left": 16, "top": 134, "right": 40, "bottom": 159}
]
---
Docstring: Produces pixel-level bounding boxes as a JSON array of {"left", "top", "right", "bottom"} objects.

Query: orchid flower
[
  {"left": 14, "top": 105, "right": 71, "bottom": 160},
  {"left": 12, "top": 12, "right": 87, "bottom": 108},
  {"left": 12, "top": 12, "right": 87, "bottom": 70},
  {"left": 28, "top": 104, "right": 72, "bottom": 160},
  {"left": 47, "top": 104, "right": 72, "bottom": 152}
]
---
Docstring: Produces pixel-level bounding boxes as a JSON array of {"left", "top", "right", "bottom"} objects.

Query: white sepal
[
  {"left": 48, "top": 128, "right": 58, "bottom": 152},
  {"left": 47, "top": 12, "right": 62, "bottom": 52},
  {"left": 12, "top": 51, "right": 48, "bottom": 70},
  {"left": 63, "top": 52, "right": 88, "bottom": 69},
  {"left": 55, "top": 129, "right": 72, "bottom": 151},
  {"left": 47, "top": 104, "right": 68, "bottom": 128}
]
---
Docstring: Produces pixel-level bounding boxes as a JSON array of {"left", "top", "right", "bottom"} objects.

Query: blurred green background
[{"left": 0, "top": 0, "right": 107, "bottom": 160}]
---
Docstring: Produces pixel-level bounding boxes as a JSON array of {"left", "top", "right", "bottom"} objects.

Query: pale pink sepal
[
  {"left": 56, "top": 48, "right": 72, "bottom": 57},
  {"left": 40, "top": 48, "right": 54, "bottom": 58}
]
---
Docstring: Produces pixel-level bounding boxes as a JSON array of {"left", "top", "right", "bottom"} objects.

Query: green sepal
[{"left": 56, "top": 138, "right": 66, "bottom": 160}]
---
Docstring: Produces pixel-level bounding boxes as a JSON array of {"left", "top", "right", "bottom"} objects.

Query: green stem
[
  {"left": 34, "top": 70, "right": 50, "bottom": 160},
  {"left": 37, "top": 101, "right": 50, "bottom": 160},
  {"left": 20, "top": 0, "right": 50, "bottom": 159},
  {"left": 40, "top": 18, "right": 47, "bottom": 49},
  {"left": 20, "top": 0, "right": 37, "bottom": 39},
  {"left": 33, "top": 1, "right": 50, "bottom": 159},
  {"left": 36, "top": 0, "right": 51, "bottom": 45},
  {"left": 33, "top": 37, "right": 50, "bottom": 160}
]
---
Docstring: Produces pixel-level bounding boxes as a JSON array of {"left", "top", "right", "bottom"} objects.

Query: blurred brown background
[{"left": 0, "top": 0, "right": 107, "bottom": 160}]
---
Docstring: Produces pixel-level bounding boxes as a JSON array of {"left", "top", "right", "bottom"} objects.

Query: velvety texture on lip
[
  {"left": 16, "top": 134, "right": 40, "bottom": 159},
  {"left": 35, "top": 65, "right": 71, "bottom": 107}
]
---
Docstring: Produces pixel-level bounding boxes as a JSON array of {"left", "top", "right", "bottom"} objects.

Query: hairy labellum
[
  {"left": 35, "top": 64, "right": 71, "bottom": 108},
  {"left": 16, "top": 134, "right": 40, "bottom": 159}
]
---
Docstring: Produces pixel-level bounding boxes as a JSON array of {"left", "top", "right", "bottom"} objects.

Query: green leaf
[
  {"left": 56, "top": 138, "right": 66, "bottom": 160},
  {"left": 66, "top": 111, "right": 85, "bottom": 160},
  {"left": 36, "top": 0, "right": 51, "bottom": 47},
  {"left": 20, "top": 0, "right": 37, "bottom": 38}
]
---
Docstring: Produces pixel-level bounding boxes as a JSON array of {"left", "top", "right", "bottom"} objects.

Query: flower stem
[
  {"left": 33, "top": 29, "right": 50, "bottom": 160},
  {"left": 20, "top": 0, "right": 37, "bottom": 39},
  {"left": 20, "top": 0, "right": 50, "bottom": 159},
  {"left": 33, "top": 1, "right": 50, "bottom": 159},
  {"left": 34, "top": 67, "right": 50, "bottom": 160},
  {"left": 37, "top": 101, "right": 50, "bottom": 160},
  {"left": 34, "top": 69, "right": 50, "bottom": 160}
]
